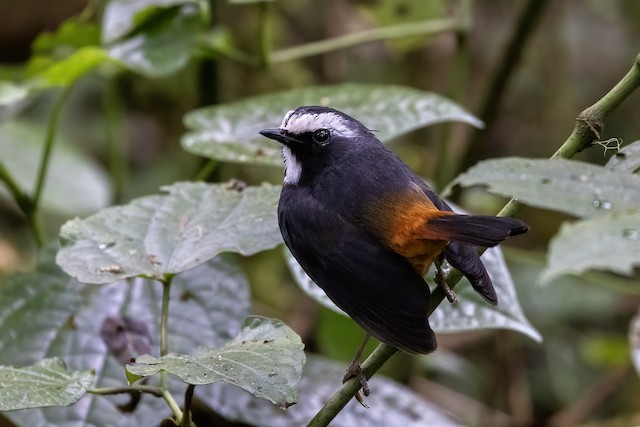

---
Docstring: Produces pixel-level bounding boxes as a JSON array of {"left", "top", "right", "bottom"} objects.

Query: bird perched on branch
[{"left": 260, "top": 106, "right": 528, "bottom": 397}]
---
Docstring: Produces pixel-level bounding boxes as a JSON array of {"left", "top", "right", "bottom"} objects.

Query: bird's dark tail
[{"left": 427, "top": 215, "right": 529, "bottom": 247}]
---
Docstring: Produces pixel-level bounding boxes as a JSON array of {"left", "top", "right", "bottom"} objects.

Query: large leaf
[
  {"left": 106, "top": 3, "right": 203, "bottom": 77},
  {"left": 102, "top": 0, "right": 199, "bottom": 44},
  {"left": 606, "top": 140, "right": 640, "bottom": 173},
  {"left": 57, "top": 181, "right": 281, "bottom": 283},
  {"left": 2, "top": 252, "right": 251, "bottom": 426},
  {"left": 127, "top": 316, "right": 305, "bottom": 409},
  {"left": 31, "top": 47, "right": 112, "bottom": 88},
  {"left": 0, "top": 120, "right": 111, "bottom": 216},
  {"left": 540, "top": 211, "right": 640, "bottom": 283},
  {"left": 182, "top": 84, "right": 483, "bottom": 166},
  {"left": 448, "top": 157, "right": 640, "bottom": 218},
  {"left": 0, "top": 358, "right": 94, "bottom": 411},
  {"left": 197, "top": 354, "right": 463, "bottom": 426}
]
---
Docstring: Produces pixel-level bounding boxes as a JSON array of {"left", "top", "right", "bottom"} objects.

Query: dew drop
[
  {"left": 98, "top": 242, "right": 115, "bottom": 250},
  {"left": 593, "top": 200, "right": 602, "bottom": 208},
  {"left": 602, "top": 201, "right": 613, "bottom": 210}
]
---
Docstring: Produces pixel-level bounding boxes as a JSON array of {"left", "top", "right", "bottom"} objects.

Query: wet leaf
[
  {"left": 1, "top": 252, "right": 250, "bottom": 426},
  {"left": 182, "top": 83, "right": 482, "bottom": 166},
  {"left": 448, "top": 157, "right": 640, "bottom": 218},
  {"left": 0, "top": 358, "right": 94, "bottom": 411},
  {"left": 540, "top": 211, "right": 640, "bottom": 283},
  {"left": 106, "top": 3, "right": 203, "bottom": 77},
  {"left": 0, "top": 120, "right": 111, "bottom": 216},
  {"left": 197, "top": 354, "right": 463, "bottom": 426},
  {"left": 127, "top": 316, "right": 305, "bottom": 408},
  {"left": 606, "top": 140, "right": 640, "bottom": 174},
  {"left": 102, "top": 0, "right": 200, "bottom": 44},
  {"left": 56, "top": 181, "right": 281, "bottom": 283}
]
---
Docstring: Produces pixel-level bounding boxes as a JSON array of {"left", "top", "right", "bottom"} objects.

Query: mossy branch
[{"left": 307, "top": 52, "right": 640, "bottom": 427}]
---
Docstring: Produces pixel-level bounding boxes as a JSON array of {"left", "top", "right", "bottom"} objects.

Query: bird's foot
[
  {"left": 342, "top": 361, "right": 370, "bottom": 407},
  {"left": 435, "top": 262, "right": 457, "bottom": 304}
]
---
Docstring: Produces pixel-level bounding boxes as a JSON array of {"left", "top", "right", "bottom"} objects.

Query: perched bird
[{"left": 260, "top": 106, "right": 528, "bottom": 390}]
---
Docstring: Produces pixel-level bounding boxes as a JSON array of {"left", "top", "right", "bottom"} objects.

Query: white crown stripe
[{"left": 280, "top": 112, "right": 358, "bottom": 138}]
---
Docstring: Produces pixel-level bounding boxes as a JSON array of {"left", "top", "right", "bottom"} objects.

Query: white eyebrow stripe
[
  {"left": 280, "top": 112, "right": 358, "bottom": 137},
  {"left": 280, "top": 109, "right": 295, "bottom": 128}
]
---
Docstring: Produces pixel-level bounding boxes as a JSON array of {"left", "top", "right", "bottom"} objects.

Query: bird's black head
[{"left": 259, "top": 106, "right": 374, "bottom": 185}]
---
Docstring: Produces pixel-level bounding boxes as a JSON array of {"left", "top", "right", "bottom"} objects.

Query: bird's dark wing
[{"left": 279, "top": 187, "right": 436, "bottom": 354}]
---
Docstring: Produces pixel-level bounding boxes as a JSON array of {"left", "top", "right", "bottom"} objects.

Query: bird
[{"left": 259, "top": 106, "right": 528, "bottom": 395}]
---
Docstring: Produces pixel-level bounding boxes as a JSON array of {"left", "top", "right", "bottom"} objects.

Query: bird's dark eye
[{"left": 312, "top": 129, "right": 331, "bottom": 144}]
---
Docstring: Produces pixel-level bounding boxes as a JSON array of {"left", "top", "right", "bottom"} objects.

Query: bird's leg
[
  {"left": 342, "top": 333, "right": 371, "bottom": 406},
  {"left": 435, "top": 254, "right": 457, "bottom": 304}
]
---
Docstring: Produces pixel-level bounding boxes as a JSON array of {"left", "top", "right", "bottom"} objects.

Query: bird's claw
[
  {"left": 435, "top": 263, "right": 457, "bottom": 304},
  {"left": 343, "top": 361, "right": 370, "bottom": 407}
]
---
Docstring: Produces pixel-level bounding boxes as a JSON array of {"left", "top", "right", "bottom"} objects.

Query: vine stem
[
  {"left": 306, "top": 52, "right": 640, "bottom": 427},
  {"left": 160, "top": 276, "right": 174, "bottom": 391},
  {"left": 270, "top": 18, "right": 461, "bottom": 63},
  {"left": 88, "top": 385, "right": 184, "bottom": 421}
]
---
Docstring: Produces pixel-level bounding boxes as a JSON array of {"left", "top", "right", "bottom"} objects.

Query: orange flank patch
[{"left": 364, "top": 188, "right": 454, "bottom": 275}]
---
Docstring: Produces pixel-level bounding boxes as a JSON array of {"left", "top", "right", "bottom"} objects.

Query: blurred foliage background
[{"left": 1, "top": 0, "right": 640, "bottom": 426}]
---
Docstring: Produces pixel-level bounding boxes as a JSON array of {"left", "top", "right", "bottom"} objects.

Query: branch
[
  {"left": 458, "top": 0, "right": 551, "bottom": 174},
  {"left": 306, "top": 51, "right": 640, "bottom": 427},
  {"left": 270, "top": 18, "right": 461, "bottom": 64}
]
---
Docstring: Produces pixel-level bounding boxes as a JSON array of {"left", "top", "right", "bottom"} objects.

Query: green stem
[
  {"left": 0, "top": 160, "right": 30, "bottom": 211},
  {"left": 457, "top": 0, "right": 550, "bottom": 175},
  {"left": 270, "top": 18, "right": 460, "bottom": 63},
  {"left": 163, "top": 389, "right": 184, "bottom": 423},
  {"left": 434, "top": 1, "right": 472, "bottom": 191},
  {"left": 104, "top": 78, "right": 128, "bottom": 203},
  {"left": 193, "top": 159, "right": 218, "bottom": 181},
  {"left": 180, "top": 385, "right": 196, "bottom": 427},
  {"left": 88, "top": 384, "right": 165, "bottom": 397},
  {"left": 257, "top": 1, "right": 271, "bottom": 68},
  {"left": 160, "top": 276, "right": 174, "bottom": 390},
  {"left": 307, "top": 52, "right": 640, "bottom": 427},
  {"left": 33, "top": 86, "right": 73, "bottom": 213}
]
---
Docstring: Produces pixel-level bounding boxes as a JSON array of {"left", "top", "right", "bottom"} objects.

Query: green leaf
[
  {"left": 30, "top": 47, "right": 112, "bottom": 88},
  {"left": 540, "top": 211, "right": 640, "bottom": 283},
  {"left": 1, "top": 251, "right": 250, "bottom": 426},
  {"left": 102, "top": 0, "right": 199, "bottom": 44},
  {"left": 606, "top": 140, "right": 640, "bottom": 173},
  {"left": 32, "top": 20, "right": 101, "bottom": 53},
  {"left": 197, "top": 354, "right": 463, "bottom": 426},
  {"left": 448, "top": 157, "right": 640, "bottom": 218},
  {"left": 182, "top": 83, "right": 483, "bottom": 166},
  {"left": 285, "top": 202, "right": 540, "bottom": 342},
  {"left": 106, "top": 4, "right": 202, "bottom": 77},
  {"left": 630, "top": 309, "right": 640, "bottom": 377},
  {"left": 229, "top": 0, "right": 274, "bottom": 4},
  {"left": 0, "top": 81, "right": 29, "bottom": 106},
  {"left": 0, "top": 358, "right": 94, "bottom": 411},
  {"left": 0, "top": 120, "right": 111, "bottom": 216},
  {"left": 56, "top": 181, "right": 281, "bottom": 283},
  {"left": 127, "top": 316, "right": 305, "bottom": 409}
]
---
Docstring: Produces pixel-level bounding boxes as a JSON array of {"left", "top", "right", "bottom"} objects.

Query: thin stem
[
  {"left": 103, "top": 78, "right": 128, "bottom": 203},
  {"left": 257, "top": 1, "right": 271, "bottom": 68},
  {"left": 88, "top": 384, "right": 165, "bottom": 397},
  {"left": 160, "top": 276, "right": 174, "bottom": 390},
  {"left": 307, "top": 52, "right": 640, "bottom": 427},
  {"left": 180, "top": 385, "right": 196, "bottom": 427},
  {"left": 163, "top": 389, "right": 184, "bottom": 423},
  {"left": 0, "top": 160, "right": 30, "bottom": 211},
  {"left": 434, "top": 0, "right": 472, "bottom": 190},
  {"left": 33, "top": 86, "right": 73, "bottom": 213},
  {"left": 193, "top": 159, "right": 218, "bottom": 181},
  {"left": 457, "top": 0, "right": 550, "bottom": 174},
  {"left": 270, "top": 18, "right": 460, "bottom": 64}
]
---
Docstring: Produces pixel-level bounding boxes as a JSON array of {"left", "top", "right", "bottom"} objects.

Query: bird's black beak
[{"left": 259, "top": 128, "right": 299, "bottom": 146}]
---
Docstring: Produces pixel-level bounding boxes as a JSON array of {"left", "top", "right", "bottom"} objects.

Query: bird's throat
[{"left": 282, "top": 146, "right": 302, "bottom": 185}]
